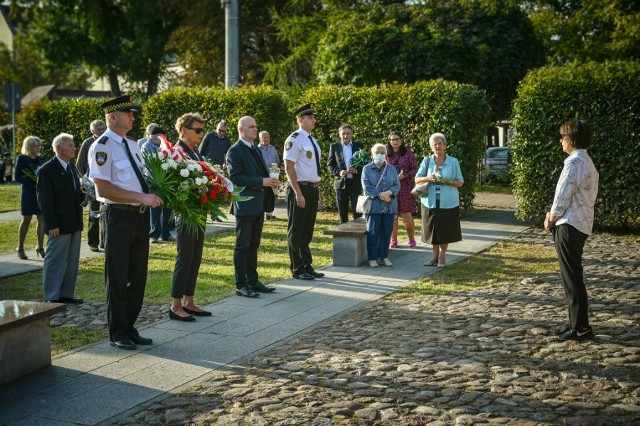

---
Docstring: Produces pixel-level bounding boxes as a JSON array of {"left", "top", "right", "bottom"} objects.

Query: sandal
[{"left": 424, "top": 258, "right": 438, "bottom": 266}]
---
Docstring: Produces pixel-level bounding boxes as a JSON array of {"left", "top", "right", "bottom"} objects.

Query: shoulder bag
[
  {"left": 411, "top": 156, "right": 431, "bottom": 197},
  {"left": 356, "top": 164, "right": 387, "bottom": 214}
]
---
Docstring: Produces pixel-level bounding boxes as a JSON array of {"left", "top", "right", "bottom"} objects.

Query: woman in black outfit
[
  {"left": 14, "top": 136, "right": 46, "bottom": 259},
  {"left": 168, "top": 113, "right": 212, "bottom": 322}
]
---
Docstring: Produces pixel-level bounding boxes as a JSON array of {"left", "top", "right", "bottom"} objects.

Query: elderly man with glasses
[{"left": 199, "top": 120, "right": 231, "bottom": 222}]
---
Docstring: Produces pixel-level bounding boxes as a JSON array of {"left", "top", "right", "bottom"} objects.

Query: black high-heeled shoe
[
  {"left": 16, "top": 248, "right": 27, "bottom": 260},
  {"left": 35, "top": 247, "right": 45, "bottom": 258}
]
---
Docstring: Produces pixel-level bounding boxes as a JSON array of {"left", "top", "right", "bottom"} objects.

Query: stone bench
[
  {"left": 324, "top": 217, "right": 368, "bottom": 267},
  {"left": 0, "top": 300, "right": 66, "bottom": 385}
]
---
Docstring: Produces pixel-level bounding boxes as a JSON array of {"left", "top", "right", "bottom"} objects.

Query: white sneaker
[
  {"left": 368, "top": 260, "right": 378, "bottom": 267},
  {"left": 382, "top": 258, "right": 393, "bottom": 267}
]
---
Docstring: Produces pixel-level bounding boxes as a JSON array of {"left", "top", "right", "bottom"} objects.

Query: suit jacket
[
  {"left": 226, "top": 140, "right": 275, "bottom": 217},
  {"left": 327, "top": 141, "right": 365, "bottom": 190},
  {"left": 36, "top": 157, "right": 84, "bottom": 234}
]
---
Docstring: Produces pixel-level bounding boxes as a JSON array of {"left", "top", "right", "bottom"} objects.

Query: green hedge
[
  {"left": 302, "top": 81, "right": 490, "bottom": 211},
  {"left": 511, "top": 60, "right": 640, "bottom": 230},
  {"left": 142, "top": 86, "right": 293, "bottom": 153},
  {"left": 16, "top": 98, "right": 144, "bottom": 159}
]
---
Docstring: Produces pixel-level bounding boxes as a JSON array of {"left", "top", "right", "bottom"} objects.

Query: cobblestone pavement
[{"left": 108, "top": 228, "right": 639, "bottom": 425}]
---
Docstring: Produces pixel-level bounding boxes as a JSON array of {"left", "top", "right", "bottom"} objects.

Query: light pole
[{"left": 220, "top": 0, "right": 240, "bottom": 88}]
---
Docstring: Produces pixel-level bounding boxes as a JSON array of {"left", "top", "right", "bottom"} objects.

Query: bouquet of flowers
[
  {"left": 143, "top": 136, "right": 251, "bottom": 235},
  {"left": 350, "top": 148, "right": 372, "bottom": 169}
]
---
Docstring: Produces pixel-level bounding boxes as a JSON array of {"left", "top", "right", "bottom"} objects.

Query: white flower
[
  {"left": 193, "top": 163, "right": 202, "bottom": 172},
  {"left": 180, "top": 168, "right": 190, "bottom": 178},
  {"left": 187, "top": 163, "right": 197, "bottom": 171},
  {"left": 161, "top": 162, "right": 171, "bottom": 171},
  {"left": 168, "top": 159, "right": 178, "bottom": 169}
]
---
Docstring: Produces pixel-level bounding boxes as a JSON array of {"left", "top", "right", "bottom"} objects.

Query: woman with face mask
[
  {"left": 361, "top": 143, "right": 400, "bottom": 267},
  {"left": 414, "top": 133, "right": 464, "bottom": 267}
]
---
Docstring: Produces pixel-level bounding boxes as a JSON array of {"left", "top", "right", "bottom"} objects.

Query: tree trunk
[{"left": 108, "top": 72, "right": 121, "bottom": 96}]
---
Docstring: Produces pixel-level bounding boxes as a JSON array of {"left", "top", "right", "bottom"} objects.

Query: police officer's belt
[
  {"left": 298, "top": 181, "right": 319, "bottom": 188},
  {"left": 108, "top": 204, "right": 148, "bottom": 213}
]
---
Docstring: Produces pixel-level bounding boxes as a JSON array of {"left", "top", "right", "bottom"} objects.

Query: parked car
[{"left": 482, "top": 147, "right": 510, "bottom": 183}]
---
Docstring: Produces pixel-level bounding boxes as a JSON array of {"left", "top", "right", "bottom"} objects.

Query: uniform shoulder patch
[
  {"left": 95, "top": 150, "right": 108, "bottom": 166},
  {"left": 284, "top": 140, "right": 293, "bottom": 151},
  {"left": 97, "top": 135, "right": 108, "bottom": 145}
]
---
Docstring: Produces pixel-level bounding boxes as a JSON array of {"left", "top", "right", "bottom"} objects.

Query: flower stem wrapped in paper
[
  {"left": 350, "top": 148, "right": 372, "bottom": 169},
  {"left": 143, "top": 135, "right": 251, "bottom": 235}
]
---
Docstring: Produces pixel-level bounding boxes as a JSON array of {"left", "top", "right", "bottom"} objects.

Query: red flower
[
  {"left": 209, "top": 190, "right": 217, "bottom": 200},
  {"left": 201, "top": 193, "right": 208, "bottom": 204}
]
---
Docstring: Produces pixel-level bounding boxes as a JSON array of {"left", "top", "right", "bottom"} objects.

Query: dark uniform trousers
[
  {"left": 286, "top": 184, "right": 319, "bottom": 274},
  {"left": 104, "top": 206, "right": 150, "bottom": 341},
  {"left": 554, "top": 224, "right": 590, "bottom": 330},
  {"left": 234, "top": 213, "right": 265, "bottom": 288},
  {"left": 336, "top": 177, "right": 362, "bottom": 224},
  {"left": 171, "top": 223, "right": 205, "bottom": 298},
  {"left": 87, "top": 199, "right": 105, "bottom": 248}
]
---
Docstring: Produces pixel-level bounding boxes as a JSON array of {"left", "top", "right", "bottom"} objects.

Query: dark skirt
[{"left": 421, "top": 204, "right": 461, "bottom": 245}]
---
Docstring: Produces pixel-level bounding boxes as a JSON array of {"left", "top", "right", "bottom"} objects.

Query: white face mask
[{"left": 373, "top": 154, "right": 386, "bottom": 164}]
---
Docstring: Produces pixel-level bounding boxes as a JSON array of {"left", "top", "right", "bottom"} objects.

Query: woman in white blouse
[{"left": 544, "top": 120, "right": 599, "bottom": 342}]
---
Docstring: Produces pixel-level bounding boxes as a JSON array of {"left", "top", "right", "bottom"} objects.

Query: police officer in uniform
[
  {"left": 284, "top": 103, "right": 325, "bottom": 280},
  {"left": 88, "top": 95, "right": 163, "bottom": 350}
]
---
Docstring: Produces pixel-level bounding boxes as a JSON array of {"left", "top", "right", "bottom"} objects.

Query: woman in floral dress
[{"left": 386, "top": 131, "right": 417, "bottom": 248}]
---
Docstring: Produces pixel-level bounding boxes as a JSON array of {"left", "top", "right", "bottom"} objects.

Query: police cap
[
  {"left": 100, "top": 95, "right": 138, "bottom": 113},
  {"left": 293, "top": 103, "right": 315, "bottom": 118}
]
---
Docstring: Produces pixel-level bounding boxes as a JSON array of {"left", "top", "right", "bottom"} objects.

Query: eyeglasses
[{"left": 186, "top": 126, "right": 205, "bottom": 134}]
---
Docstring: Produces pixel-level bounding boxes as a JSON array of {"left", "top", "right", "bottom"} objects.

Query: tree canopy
[{"left": 10, "top": 0, "right": 183, "bottom": 96}]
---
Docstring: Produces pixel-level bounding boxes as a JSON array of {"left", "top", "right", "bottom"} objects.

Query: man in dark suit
[
  {"left": 327, "top": 124, "right": 365, "bottom": 223},
  {"left": 226, "top": 116, "right": 279, "bottom": 297},
  {"left": 76, "top": 119, "right": 107, "bottom": 251},
  {"left": 37, "top": 133, "right": 84, "bottom": 304}
]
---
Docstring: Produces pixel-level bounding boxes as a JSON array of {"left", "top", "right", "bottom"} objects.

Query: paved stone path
[{"left": 114, "top": 229, "right": 640, "bottom": 426}]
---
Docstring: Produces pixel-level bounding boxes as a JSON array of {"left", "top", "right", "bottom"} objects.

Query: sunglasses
[{"left": 186, "top": 126, "right": 205, "bottom": 134}]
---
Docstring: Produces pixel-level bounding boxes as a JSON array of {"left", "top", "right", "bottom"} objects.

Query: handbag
[
  {"left": 357, "top": 164, "right": 387, "bottom": 214},
  {"left": 411, "top": 156, "right": 431, "bottom": 197}
]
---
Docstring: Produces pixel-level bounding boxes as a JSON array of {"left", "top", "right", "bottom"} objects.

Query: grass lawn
[
  {"left": 473, "top": 182, "right": 513, "bottom": 194},
  {"left": 0, "top": 183, "right": 21, "bottom": 212}
]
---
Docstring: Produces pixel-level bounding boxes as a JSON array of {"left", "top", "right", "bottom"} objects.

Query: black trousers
[
  {"left": 335, "top": 178, "right": 362, "bottom": 224},
  {"left": 234, "top": 213, "right": 264, "bottom": 288},
  {"left": 104, "top": 206, "right": 149, "bottom": 341},
  {"left": 171, "top": 223, "right": 205, "bottom": 298},
  {"left": 87, "top": 200, "right": 104, "bottom": 248},
  {"left": 554, "top": 224, "right": 590, "bottom": 330},
  {"left": 286, "top": 184, "right": 319, "bottom": 274}
]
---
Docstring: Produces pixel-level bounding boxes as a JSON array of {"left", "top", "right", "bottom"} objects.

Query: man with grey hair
[
  {"left": 76, "top": 119, "right": 107, "bottom": 251},
  {"left": 257, "top": 130, "right": 280, "bottom": 220},
  {"left": 137, "top": 123, "right": 161, "bottom": 148},
  {"left": 37, "top": 133, "right": 84, "bottom": 304}
]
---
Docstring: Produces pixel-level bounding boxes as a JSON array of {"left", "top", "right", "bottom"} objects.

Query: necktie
[
  {"left": 309, "top": 135, "right": 321, "bottom": 178},
  {"left": 122, "top": 138, "right": 149, "bottom": 193},
  {"left": 251, "top": 145, "right": 267, "bottom": 174},
  {"left": 66, "top": 165, "right": 76, "bottom": 190}
]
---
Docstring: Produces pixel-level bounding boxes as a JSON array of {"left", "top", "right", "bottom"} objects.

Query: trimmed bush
[
  {"left": 511, "top": 60, "right": 640, "bottom": 230},
  {"left": 141, "top": 86, "right": 293, "bottom": 154},
  {"left": 302, "top": 81, "right": 491, "bottom": 211},
  {"left": 16, "top": 98, "right": 144, "bottom": 159}
]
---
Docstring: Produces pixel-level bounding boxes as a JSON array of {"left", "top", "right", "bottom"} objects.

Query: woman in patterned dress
[{"left": 386, "top": 131, "right": 417, "bottom": 248}]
